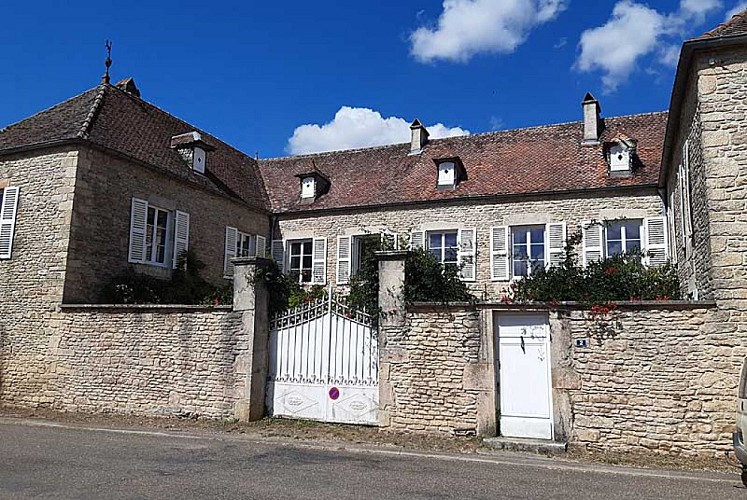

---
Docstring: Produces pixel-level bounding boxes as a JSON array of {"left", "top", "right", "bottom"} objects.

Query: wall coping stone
[
  {"left": 408, "top": 300, "right": 717, "bottom": 313},
  {"left": 59, "top": 304, "right": 233, "bottom": 313}
]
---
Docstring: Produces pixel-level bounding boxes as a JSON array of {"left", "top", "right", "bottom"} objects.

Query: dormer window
[
  {"left": 295, "top": 170, "right": 330, "bottom": 203},
  {"left": 170, "top": 131, "right": 214, "bottom": 174},
  {"left": 607, "top": 137, "right": 637, "bottom": 174},
  {"left": 301, "top": 176, "right": 316, "bottom": 199},
  {"left": 438, "top": 162, "right": 456, "bottom": 187},
  {"left": 434, "top": 157, "right": 466, "bottom": 189},
  {"left": 193, "top": 147, "right": 206, "bottom": 174}
]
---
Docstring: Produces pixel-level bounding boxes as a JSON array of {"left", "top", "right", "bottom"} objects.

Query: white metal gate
[
  {"left": 496, "top": 313, "right": 553, "bottom": 440},
  {"left": 266, "top": 291, "right": 378, "bottom": 425}
]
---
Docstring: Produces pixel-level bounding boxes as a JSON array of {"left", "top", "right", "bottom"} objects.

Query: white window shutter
[
  {"left": 337, "top": 236, "right": 352, "bottom": 285},
  {"left": 0, "top": 186, "right": 20, "bottom": 259},
  {"left": 668, "top": 190, "right": 677, "bottom": 265},
  {"left": 644, "top": 217, "right": 668, "bottom": 267},
  {"left": 410, "top": 230, "right": 424, "bottom": 250},
  {"left": 128, "top": 198, "right": 148, "bottom": 263},
  {"left": 224, "top": 226, "right": 238, "bottom": 278},
  {"left": 546, "top": 222, "right": 566, "bottom": 268},
  {"left": 677, "top": 165, "right": 686, "bottom": 250},
  {"left": 458, "top": 228, "right": 477, "bottom": 282},
  {"left": 490, "top": 226, "right": 509, "bottom": 281},
  {"left": 582, "top": 221, "right": 603, "bottom": 266},
  {"left": 312, "top": 237, "right": 327, "bottom": 284},
  {"left": 271, "top": 240, "right": 285, "bottom": 271},
  {"left": 256, "top": 235, "right": 267, "bottom": 258},
  {"left": 172, "top": 210, "right": 190, "bottom": 269}
]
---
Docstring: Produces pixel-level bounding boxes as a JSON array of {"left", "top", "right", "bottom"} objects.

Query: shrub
[{"left": 98, "top": 250, "right": 233, "bottom": 305}]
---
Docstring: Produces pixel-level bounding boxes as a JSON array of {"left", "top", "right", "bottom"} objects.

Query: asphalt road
[{"left": 0, "top": 420, "right": 745, "bottom": 500}]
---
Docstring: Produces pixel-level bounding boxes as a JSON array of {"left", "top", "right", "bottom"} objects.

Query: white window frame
[
  {"left": 288, "top": 238, "right": 314, "bottom": 284},
  {"left": 426, "top": 230, "right": 459, "bottom": 266},
  {"left": 604, "top": 219, "right": 643, "bottom": 257},
  {"left": 236, "top": 231, "right": 256, "bottom": 258},
  {"left": 300, "top": 177, "right": 316, "bottom": 199},
  {"left": 510, "top": 225, "right": 546, "bottom": 279},
  {"left": 144, "top": 205, "right": 172, "bottom": 267}
]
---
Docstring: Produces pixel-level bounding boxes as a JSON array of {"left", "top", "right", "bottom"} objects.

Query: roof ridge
[
  {"left": 260, "top": 110, "right": 669, "bottom": 163},
  {"left": 77, "top": 84, "right": 107, "bottom": 139}
]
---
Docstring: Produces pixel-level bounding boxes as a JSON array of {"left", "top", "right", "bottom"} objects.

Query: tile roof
[
  {"left": 258, "top": 112, "right": 668, "bottom": 213},
  {"left": 0, "top": 83, "right": 269, "bottom": 211},
  {"left": 696, "top": 9, "right": 747, "bottom": 39}
]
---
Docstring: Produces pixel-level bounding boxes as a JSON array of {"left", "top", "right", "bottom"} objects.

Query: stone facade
[
  {"left": 277, "top": 189, "right": 664, "bottom": 299},
  {"left": 65, "top": 146, "right": 270, "bottom": 303}
]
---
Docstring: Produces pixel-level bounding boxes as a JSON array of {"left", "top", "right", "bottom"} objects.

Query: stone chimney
[
  {"left": 582, "top": 93, "right": 602, "bottom": 145},
  {"left": 410, "top": 119, "right": 429, "bottom": 155}
]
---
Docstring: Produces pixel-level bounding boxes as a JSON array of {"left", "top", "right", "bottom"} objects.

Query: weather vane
[{"left": 102, "top": 40, "right": 112, "bottom": 84}]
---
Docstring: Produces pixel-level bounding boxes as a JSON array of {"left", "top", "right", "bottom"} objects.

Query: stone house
[
  {"left": 1, "top": 9, "right": 747, "bottom": 457},
  {"left": 260, "top": 105, "right": 669, "bottom": 299}
]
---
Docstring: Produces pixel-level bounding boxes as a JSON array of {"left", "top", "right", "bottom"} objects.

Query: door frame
[{"left": 493, "top": 311, "right": 554, "bottom": 440}]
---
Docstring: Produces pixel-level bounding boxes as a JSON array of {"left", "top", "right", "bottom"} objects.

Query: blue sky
[{"left": 1, "top": 1, "right": 744, "bottom": 158}]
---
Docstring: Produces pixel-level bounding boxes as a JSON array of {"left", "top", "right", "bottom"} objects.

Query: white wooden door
[{"left": 496, "top": 313, "right": 553, "bottom": 439}]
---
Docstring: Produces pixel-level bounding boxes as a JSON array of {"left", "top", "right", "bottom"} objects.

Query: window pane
[
  {"left": 608, "top": 241, "right": 623, "bottom": 256},
  {"left": 514, "top": 260, "right": 528, "bottom": 277},
  {"left": 302, "top": 255, "right": 312, "bottom": 269},
  {"left": 429, "top": 233, "right": 442, "bottom": 249},
  {"left": 290, "top": 242, "right": 302, "bottom": 256},
  {"left": 608, "top": 223, "right": 623, "bottom": 240},
  {"left": 530, "top": 227, "right": 545, "bottom": 244},
  {"left": 626, "top": 223, "right": 641, "bottom": 240},
  {"left": 429, "top": 248, "right": 442, "bottom": 261},
  {"left": 513, "top": 230, "right": 527, "bottom": 245},
  {"left": 290, "top": 256, "right": 301, "bottom": 270},
  {"left": 303, "top": 241, "right": 313, "bottom": 254},
  {"left": 627, "top": 239, "right": 642, "bottom": 253},
  {"left": 531, "top": 259, "right": 545, "bottom": 274},
  {"left": 530, "top": 243, "right": 544, "bottom": 260},
  {"left": 513, "top": 246, "right": 528, "bottom": 260},
  {"left": 301, "top": 270, "right": 312, "bottom": 283},
  {"left": 444, "top": 232, "right": 458, "bottom": 247},
  {"left": 444, "top": 248, "right": 458, "bottom": 263},
  {"left": 157, "top": 210, "right": 168, "bottom": 230}
]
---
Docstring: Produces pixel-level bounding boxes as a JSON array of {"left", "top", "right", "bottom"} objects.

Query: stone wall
[
  {"left": 378, "top": 308, "right": 491, "bottom": 435},
  {"left": 65, "top": 146, "right": 270, "bottom": 303},
  {"left": 1, "top": 305, "right": 251, "bottom": 418},
  {"left": 0, "top": 147, "right": 79, "bottom": 403},
  {"left": 278, "top": 189, "right": 663, "bottom": 299},
  {"left": 383, "top": 303, "right": 741, "bottom": 458},
  {"left": 565, "top": 304, "right": 741, "bottom": 457}
]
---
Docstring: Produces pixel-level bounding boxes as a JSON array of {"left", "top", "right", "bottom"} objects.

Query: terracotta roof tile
[
  {"left": 259, "top": 112, "right": 668, "bottom": 213},
  {"left": 0, "top": 84, "right": 269, "bottom": 211},
  {"left": 696, "top": 9, "right": 747, "bottom": 39}
]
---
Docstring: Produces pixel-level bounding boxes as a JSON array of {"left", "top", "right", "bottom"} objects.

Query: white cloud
[
  {"left": 286, "top": 107, "right": 469, "bottom": 155},
  {"left": 409, "top": 0, "right": 569, "bottom": 63},
  {"left": 576, "top": 0, "right": 722, "bottom": 93},
  {"left": 726, "top": 2, "right": 747, "bottom": 19}
]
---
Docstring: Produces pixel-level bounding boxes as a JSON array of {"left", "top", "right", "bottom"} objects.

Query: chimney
[
  {"left": 410, "top": 119, "right": 429, "bottom": 155},
  {"left": 582, "top": 93, "right": 602, "bottom": 145}
]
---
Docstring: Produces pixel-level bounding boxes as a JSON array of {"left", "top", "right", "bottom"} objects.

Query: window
[
  {"left": 351, "top": 234, "right": 380, "bottom": 276},
  {"left": 237, "top": 231, "right": 256, "bottom": 258},
  {"left": 0, "top": 185, "right": 20, "bottom": 260},
  {"left": 609, "top": 144, "right": 631, "bottom": 172},
  {"left": 437, "top": 162, "right": 456, "bottom": 187},
  {"left": 301, "top": 177, "right": 316, "bottom": 199},
  {"left": 145, "top": 206, "right": 170, "bottom": 265},
  {"left": 289, "top": 239, "right": 314, "bottom": 283},
  {"left": 511, "top": 225, "right": 545, "bottom": 278},
  {"left": 427, "top": 231, "right": 459, "bottom": 266},
  {"left": 129, "top": 198, "right": 189, "bottom": 269},
  {"left": 606, "top": 220, "right": 642, "bottom": 257}
]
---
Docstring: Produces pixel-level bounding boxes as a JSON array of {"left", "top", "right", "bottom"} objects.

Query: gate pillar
[
  {"left": 232, "top": 256, "right": 271, "bottom": 422},
  {"left": 375, "top": 250, "right": 409, "bottom": 427}
]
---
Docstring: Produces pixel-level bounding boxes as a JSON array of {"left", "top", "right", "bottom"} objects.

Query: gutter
[{"left": 659, "top": 33, "right": 747, "bottom": 188}]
